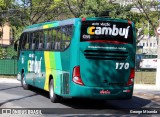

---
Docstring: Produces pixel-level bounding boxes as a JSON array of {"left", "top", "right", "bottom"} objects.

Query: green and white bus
[{"left": 14, "top": 18, "right": 136, "bottom": 102}]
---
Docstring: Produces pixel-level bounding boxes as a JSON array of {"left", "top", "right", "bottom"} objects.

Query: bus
[{"left": 14, "top": 18, "right": 136, "bottom": 103}]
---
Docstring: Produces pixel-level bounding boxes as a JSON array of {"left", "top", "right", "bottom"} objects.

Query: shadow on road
[
  {"left": 28, "top": 86, "right": 50, "bottom": 98},
  {"left": 0, "top": 86, "right": 21, "bottom": 91},
  {"left": 0, "top": 94, "right": 37, "bottom": 107},
  {"left": 60, "top": 96, "right": 151, "bottom": 109},
  {"left": 27, "top": 86, "right": 152, "bottom": 109}
]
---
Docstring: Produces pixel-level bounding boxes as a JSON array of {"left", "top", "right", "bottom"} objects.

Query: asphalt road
[{"left": 0, "top": 79, "right": 160, "bottom": 116}]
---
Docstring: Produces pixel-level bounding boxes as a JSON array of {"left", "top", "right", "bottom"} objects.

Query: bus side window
[
  {"left": 24, "top": 33, "right": 30, "bottom": 50},
  {"left": 28, "top": 32, "right": 32, "bottom": 49},
  {"left": 46, "top": 29, "right": 52, "bottom": 50},
  {"left": 51, "top": 29, "right": 56, "bottom": 50},
  {"left": 31, "top": 33, "right": 36, "bottom": 50},
  {"left": 55, "top": 42, "right": 60, "bottom": 50},
  {"left": 34, "top": 31, "right": 40, "bottom": 50},
  {"left": 60, "top": 25, "right": 73, "bottom": 51},
  {"left": 55, "top": 28, "right": 62, "bottom": 50},
  {"left": 38, "top": 31, "right": 44, "bottom": 50},
  {"left": 19, "top": 34, "right": 24, "bottom": 51},
  {"left": 54, "top": 28, "right": 61, "bottom": 50},
  {"left": 46, "top": 42, "right": 51, "bottom": 49},
  {"left": 21, "top": 33, "right": 29, "bottom": 50},
  {"left": 51, "top": 25, "right": 73, "bottom": 51}
]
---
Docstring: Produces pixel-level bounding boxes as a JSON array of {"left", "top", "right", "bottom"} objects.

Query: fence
[{"left": 0, "top": 59, "right": 17, "bottom": 75}]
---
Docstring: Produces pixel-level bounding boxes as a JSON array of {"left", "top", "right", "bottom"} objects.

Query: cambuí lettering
[{"left": 87, "top": 25, "right": 130, "bottom": 39}]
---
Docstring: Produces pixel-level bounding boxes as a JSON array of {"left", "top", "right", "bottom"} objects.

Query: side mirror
[{"left": 14, "top": 40, "right": 19, "bottom": 51}]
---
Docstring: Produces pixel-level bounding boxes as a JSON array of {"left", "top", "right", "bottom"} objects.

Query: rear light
[
  {"left": 72, "top": 66, "right": 84, "bottom": 85},
  {"left": 128, "top": 20, "right": 132, "bottom": 25},
  {"left": 127, "top": 68, "right": 135, "bottom": 86},
  {"left": 81, "top": 18, "right": 86, "bottom": 21}
]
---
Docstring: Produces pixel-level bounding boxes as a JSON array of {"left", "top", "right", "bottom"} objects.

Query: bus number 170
[{"left": 116, "top": 62, "right": 129, "bottom": 70}]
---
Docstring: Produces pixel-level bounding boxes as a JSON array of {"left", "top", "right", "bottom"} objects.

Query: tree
[
  {"left": 65, "top": 0, "right": 122, "bottom": 18},
  {"left": 64, "top": 0, "right": 146, "bottom": 43},
  {"left": 12, "top": 0, "right": 69, "bottom": 26},
  {"left": 132, "top": 0, "right": 159, "bottom": 43}
]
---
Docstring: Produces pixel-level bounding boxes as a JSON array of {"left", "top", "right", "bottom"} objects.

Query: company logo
[
  {"left": 87, "top": 25, "right": 130, "bottom": 39},
  {"left": 100, "top": 90, "right": 110, "bottom": 94}
]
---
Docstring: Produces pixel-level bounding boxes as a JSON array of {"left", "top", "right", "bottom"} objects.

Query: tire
[
  {"left": 21, "top": 73, "right": 30, "bottom": 90},
  {"left": 49, "top": 79, "right": 61, "bottom": 103}
]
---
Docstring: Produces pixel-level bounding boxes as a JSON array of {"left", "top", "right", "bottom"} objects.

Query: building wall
[
  {"left": 0, "top": 22, "right": 10, "bottom": 45},
  {"left": 137, "top": 36, "right": 157, "bottom": 54}
]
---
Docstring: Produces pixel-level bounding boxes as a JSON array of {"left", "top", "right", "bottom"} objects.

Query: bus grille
[
  {"left": 84, "top": 50, "right": 128, "bottom": 60},
  {"left": 61, "top": 73, "right": 70, "bottom": 94}
]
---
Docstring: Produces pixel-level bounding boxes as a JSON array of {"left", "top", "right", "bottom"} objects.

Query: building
[
  {"left": 137, "top": 36, "right": 157, "bottom": 54},
  {"left": 0, "top": 22, "right": 13, "bottom": 46}
]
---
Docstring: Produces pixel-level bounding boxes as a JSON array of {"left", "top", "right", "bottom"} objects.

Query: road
[{"left": 0, "top": 78, "right": 160, "bottom": 116}]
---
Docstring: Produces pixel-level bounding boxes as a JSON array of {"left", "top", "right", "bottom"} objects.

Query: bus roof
[
  {"left": 23, "top": 17, "right": 131, "bottom": 33},
  {"left": 23, "top": 18, "right": 78, "bottom": 32}
]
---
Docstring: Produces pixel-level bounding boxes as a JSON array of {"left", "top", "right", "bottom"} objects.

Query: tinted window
[{"left": 81, "top": 21, "right": 133, "bottom": 43}]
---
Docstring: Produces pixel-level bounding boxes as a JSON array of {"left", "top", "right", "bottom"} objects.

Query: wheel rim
[{"left": 50, "top": 82, "right": 53, "bottom": 98}]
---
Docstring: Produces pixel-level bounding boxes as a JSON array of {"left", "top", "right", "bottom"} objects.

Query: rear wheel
[
  {"left": 21, "top": 73, "right": 30, "bottom": 90},
  {"left": 49, "top": 79, "right": 61, "bottom": 103}
]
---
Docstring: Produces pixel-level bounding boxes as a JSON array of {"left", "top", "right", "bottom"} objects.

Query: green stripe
[
  {"left": 50, "top": 52, "right": 56, "bottom": 69},
  {"left": 54, "top": 52, "right": 62, "bottom": 70}
]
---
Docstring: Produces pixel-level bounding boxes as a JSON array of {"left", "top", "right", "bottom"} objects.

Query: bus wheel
[
  {"left": 21, "top": 73, "right": 30, "bottom": 90},
  {"left": 49, "top": 79, "right": 61, "bottom": 103}
]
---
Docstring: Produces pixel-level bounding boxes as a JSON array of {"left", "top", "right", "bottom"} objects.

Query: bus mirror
[{"left": 14, "top": 40, "right": 18, "bottom": 51}]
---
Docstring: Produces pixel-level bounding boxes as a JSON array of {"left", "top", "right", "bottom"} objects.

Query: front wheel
[
  {"left": 49, "top": 79, "right": 61, "bottom": 103},
  {"left": 21, "top": 73, "right": 30, "bottom": 90}
]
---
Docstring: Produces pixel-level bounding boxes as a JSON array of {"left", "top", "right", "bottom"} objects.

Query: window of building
[
  {"left": 153, "top": 43, "right": 156, "bottom": 47},
  {"left": 143, "top": 43, "right": 145, "bottom": 47},
  {"left": 146, "top": 43, "right": 148, "bottom": 47}
]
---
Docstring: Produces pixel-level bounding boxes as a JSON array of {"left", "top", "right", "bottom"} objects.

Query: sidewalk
[
  {"left": 0, "top": 78, "right": 160, "bottom": 90},
  {"left": 0, "top": 78, "right": 19, "bottom": 83},
  {"left": 134, "top": 84, "right": 160, "bottom": 90}
]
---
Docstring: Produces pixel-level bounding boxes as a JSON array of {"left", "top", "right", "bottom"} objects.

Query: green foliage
[
  {"left": 13, "top": 0, "right": 67, "bottom": 26},
  {"left": 6, "top": 46, "right": 17, "bottom": 58},
  {"left": 0, "top": 46, "right": 17, "bottom": 59},
  {"left": 0, "top": 46, "right": 7, "bottom": 59},
  {"left": 65, "top": 0, "right": 121, "bottom": 18}
]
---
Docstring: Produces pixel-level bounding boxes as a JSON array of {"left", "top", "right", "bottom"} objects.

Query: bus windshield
[{"left": 81, "top": 20, "right": 133, "bottom": 43}]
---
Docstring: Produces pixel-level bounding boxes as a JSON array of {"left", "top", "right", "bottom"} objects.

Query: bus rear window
[{"left": 80, "top": 21, "right": 133, "bottom": 43}]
